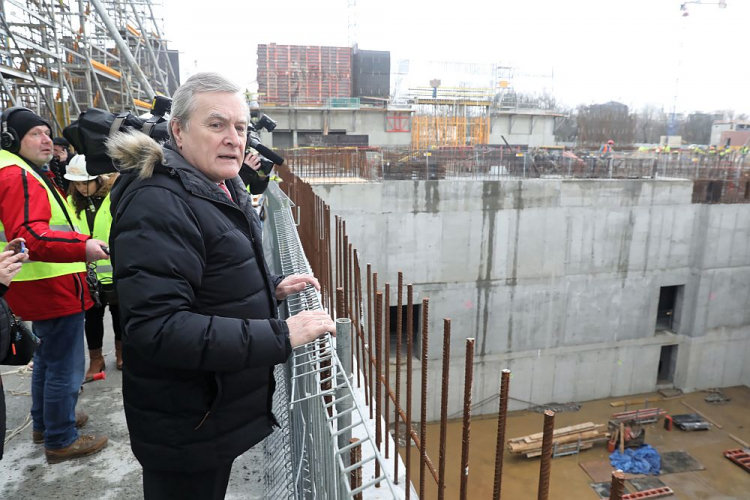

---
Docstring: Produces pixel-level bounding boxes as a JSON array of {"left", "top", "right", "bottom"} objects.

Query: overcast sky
[{"left": 159, "top": 0, "right": 749, "bottom": 114}]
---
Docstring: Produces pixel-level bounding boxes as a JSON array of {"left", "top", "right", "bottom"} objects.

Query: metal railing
[
  {"left": 282, "top": 146, "right": 749, "bottom": 180},
  {"left": 280, "top": 146, "right": 750, "bottom": 203},
  {"left": 263, "top": 183, "right": 398, "bottom": 499}
]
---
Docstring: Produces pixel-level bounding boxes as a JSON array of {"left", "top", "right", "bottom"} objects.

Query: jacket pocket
[
  {"left": 195, "top": 373, "right": 223, "bottom": 431},
  {"left": 267, "top": 366, "right": 278, "bottom": 427}
]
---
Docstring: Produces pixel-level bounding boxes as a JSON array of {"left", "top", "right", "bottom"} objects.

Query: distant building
[
  {"left": 718, "top": 131, "right": 750, "bottom": 149},
  {"left": 710, "top": 120, "right": 750, "bottom": 146}
]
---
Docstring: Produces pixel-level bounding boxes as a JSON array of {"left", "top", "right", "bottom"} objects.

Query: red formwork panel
[
  {"left": 622, "top": 487, "right": 674, "bottom": 499},
  {"left": 257, "top": 44, "right": 351, "bottom": 105},
  {"left": 724, "top": 448, "right": 750, "bottom": 473}
]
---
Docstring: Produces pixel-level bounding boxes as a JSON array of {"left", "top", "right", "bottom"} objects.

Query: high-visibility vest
[
  {"left": 0, "top": 150, "right": 86, "bottom": 282},
  {"left": 69, "top": 194, "right": 113, "bottom": 284}
]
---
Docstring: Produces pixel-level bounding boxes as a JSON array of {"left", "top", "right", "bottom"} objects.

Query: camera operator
[
  {"left": 240, "top": 151, "right": 272, "bottom": 195},
  {"left": 239, "top": 112, "right": 281, "bottom": 196}
]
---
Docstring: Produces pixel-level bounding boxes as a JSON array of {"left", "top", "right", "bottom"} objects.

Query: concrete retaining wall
[{"left": 313, "top": 179, "right": 750, "bottom": 420}]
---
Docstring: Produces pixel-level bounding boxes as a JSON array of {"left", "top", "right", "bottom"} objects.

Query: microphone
[{"left": 249, "top": 139, "right": 285, "bottom": 166}]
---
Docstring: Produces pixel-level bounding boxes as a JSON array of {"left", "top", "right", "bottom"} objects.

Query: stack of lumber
[
  {"left": 611, "top": 408, "right": 666, "bottom": 423},
  {"left": 508, "top": 422, "right": 609, "bottom": 458}
]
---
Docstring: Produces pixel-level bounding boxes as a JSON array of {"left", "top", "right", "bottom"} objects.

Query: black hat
[
  {"left": 7, "top": 109, "right": 51, "bottom": 142},
  {"left": 52, "top": 137, "right": 70, "bottom": 147}
]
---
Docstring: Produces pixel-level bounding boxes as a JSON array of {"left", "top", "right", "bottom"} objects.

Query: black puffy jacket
[
  {"left": 0, "top": 285, "right": 10, "bottom": 363},
  {"left": 108, "top": 132, "right": 291, "bottom": 472}
]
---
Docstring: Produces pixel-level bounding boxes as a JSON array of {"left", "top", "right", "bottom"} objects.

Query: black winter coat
[
  {"left": 0, "top": 285, "right": 9, "bottom": 363},
  {"left": 107, "top": 132, "right": 291, "bottom": 472}
]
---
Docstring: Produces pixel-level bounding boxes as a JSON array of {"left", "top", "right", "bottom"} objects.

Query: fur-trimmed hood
[
  {"left": 106, "top": 131, "right": 252, "bottom": 221},
  {"left": 106, "top": 131, "right": 165, "bottom": 180}
]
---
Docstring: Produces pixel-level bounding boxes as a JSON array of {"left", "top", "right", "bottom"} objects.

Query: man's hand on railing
[
  {"left": 287, "top": 310, "right": 336, "bottom": 348},
  {"left": 275, "top": 274, "right": 320, "bottom": 301}
]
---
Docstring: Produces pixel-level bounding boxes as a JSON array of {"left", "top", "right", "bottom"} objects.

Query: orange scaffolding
[{"left": 411, "top": 115, "right": 490, "bottom": 149}]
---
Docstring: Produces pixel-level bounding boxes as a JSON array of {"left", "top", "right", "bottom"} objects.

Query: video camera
[
  {"left": 246, "top": 111, "right": 283, "bottom": 171},
  {"left": 238, "top": 111, "right": 283, "bottom": 188},
  {"left": 63, "top": 96, "right": 284, "bottom": 182},
  {"left": 63, "top": 96, "right": 172, "bottom": 176}
]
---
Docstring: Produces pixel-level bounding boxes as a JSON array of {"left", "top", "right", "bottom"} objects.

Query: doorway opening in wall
[
  {"left": 657, "top": 344, "right": 678, "bottom": 385},
  {"left": 656, "top": 285, "right": 683, "bottom": 332},
  {"left": 389, "top": 303, "right": 421, "bottom": 360}
]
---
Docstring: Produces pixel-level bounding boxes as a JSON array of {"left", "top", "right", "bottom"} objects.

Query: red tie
[{"left": 218, "top": 182, "right": 232, "bottom": 201}]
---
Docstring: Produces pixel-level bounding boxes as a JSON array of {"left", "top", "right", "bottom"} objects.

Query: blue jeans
[{"left": 30, "top": 312, "right": 85, "bottom": 449}]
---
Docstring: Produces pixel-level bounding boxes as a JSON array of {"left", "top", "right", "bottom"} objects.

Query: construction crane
[{"left": 668, "top": 0, "right": 728, "bottom": 138}]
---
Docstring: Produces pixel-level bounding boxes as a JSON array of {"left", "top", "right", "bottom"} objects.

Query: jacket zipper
[{"left": 74, "top": 273, "right": 85, "bottom": 310}]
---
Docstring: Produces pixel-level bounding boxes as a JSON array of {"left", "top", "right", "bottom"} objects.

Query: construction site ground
[
  {"left": 0, "top": 319, "right": 265, "bottom": 500},
  {"left": 409, "top": 385, "right": 750, "bottom": 499}
]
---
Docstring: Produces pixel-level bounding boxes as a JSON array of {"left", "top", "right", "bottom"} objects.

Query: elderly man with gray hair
[{"left": 107, "top": 72, "right": 334, "bottom": 499}]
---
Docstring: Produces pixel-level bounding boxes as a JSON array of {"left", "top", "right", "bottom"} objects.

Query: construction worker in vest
[
  {"left": 0, "top": 107, "right": 109, "bottom": 464},
  {"left": 65, "top": 155, "right": 122, "bottom": 376},
  {"left": 599, "top": 139, "right": 614, "bottom": 159}
]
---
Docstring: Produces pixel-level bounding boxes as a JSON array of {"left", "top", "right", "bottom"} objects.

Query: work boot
[
  {"left": 85, "top": 349, "right": 105, "bottom": 379},
  {"left": 115, "top": 341, "right": 123, "bottom": 370},
  {"left": 33, "top": 411, "right": 89, "bottom": 444},
  {"left": 45, "top": 434, "right": 108, "bottom": 464}
]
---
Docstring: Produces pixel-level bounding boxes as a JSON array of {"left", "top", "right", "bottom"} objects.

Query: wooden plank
[
  {"left": 728, "top": 434, "right": 749, "bottom": 448},
  {"left": 511, "top": 422, "right": 600, "bottom": 443},
  {"left": 525, "top": 443, "right": 593, "bottom": 458},
  {"left": 619, "top": 422, "right": 625, "bottom": 453},
  {"left": 509, "top": 430, "right": 608, "bottom": 453},
  {"left": 681, "top": 401, "right": 723, "bottom": 429},
  {"left": 610, "top": 397, "right": 661, "bottom": 408}
]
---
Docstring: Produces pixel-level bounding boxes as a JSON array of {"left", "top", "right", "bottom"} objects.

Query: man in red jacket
[{"left": 0, "top": 107, "right": 109, "bottom": 463}]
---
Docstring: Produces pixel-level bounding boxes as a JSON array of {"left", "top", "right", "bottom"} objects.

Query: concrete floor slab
[
  {"left": 409, "top": 385, "right": 750, "bottom": 499},
  {"left": 1, "top": 321, "right": 266, "bottom": 499}
]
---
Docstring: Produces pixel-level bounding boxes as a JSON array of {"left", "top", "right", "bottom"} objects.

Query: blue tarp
[{"left": 609, "top": 445, "right": 661, "bottom": 475}]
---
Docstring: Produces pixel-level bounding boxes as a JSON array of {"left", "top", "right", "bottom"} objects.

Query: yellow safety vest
[
  {"left": 69, "top": 194, "right": 113, "bottom": 283},
  {"left": 0, "top": 150, "right": 86, "bottom": 282}
]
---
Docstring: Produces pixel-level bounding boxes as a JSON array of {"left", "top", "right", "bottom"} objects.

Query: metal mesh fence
[{"left": 263, "top": 184, "right": 399, "bottom": 499}]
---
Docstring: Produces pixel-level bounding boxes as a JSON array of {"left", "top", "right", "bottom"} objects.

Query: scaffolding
[
  {"left": 0, "top": 0, "right": 177, "bottom": 134},
  {"left": 408, "top": 87, "right": 492, "bottom": 149}
]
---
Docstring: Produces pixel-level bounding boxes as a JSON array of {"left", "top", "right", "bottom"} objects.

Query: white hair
[{"left": 168, "top": 72, "right": 247, "bottom": 144}]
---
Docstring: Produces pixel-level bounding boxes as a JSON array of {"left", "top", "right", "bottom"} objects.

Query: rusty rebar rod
[
  {"left": 350, "top": 438, "right": 363, "bottom": 500},
  {"left": 375, "top": 291, "right": 383, "bottom": 485},
  {"left": 384, "top": 283, "right": 391, "bottom": 459},
  {"left": 459, "top": 338, "right": 475, "bottom": 500},
  {"left": 537, "top": 410, "right": 556, "bottom": 500},
  {"left": 405, "top": 284, "right": 414, "bottom": 500},
  {"left": 353, "top": 252, "right": 362, "bottom": 388},
  {"left": 343, "top": 231, "right": 349, "bottom": 318},
  {"left": 335, "top": 216, "right": 341, "bottom": 289},
  {"left": 348, "top": 243, "right": 354, "bottom": 364},
  {"left": 367, "top": 264, "right": 373, "bottom": 419},
  {"left": 610, "top": 470, "right": 625, "bottom": 500},
  {"left": 336, "top": 287, "right": 345, "bottom": 320},
  {"left": 492, "top": 369, "right": 512, "bottom": 500},
  {"left": 374, "top": 368, "right": 440, "bottom": 484},
  {"left": 438, "top": 318, "right": 452, "bottom": 500},
  {"left": 394, "top": 272, "right": 403, "bottom": 484},
  {"left": 419, "top": 298, "right": 430, "bottom": 500},
  {"left": 325, "top": 206, "right": 334, "bottom": 316},
  {"left": 356, "top": 257, "right": 368, "bottom": 401}
]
